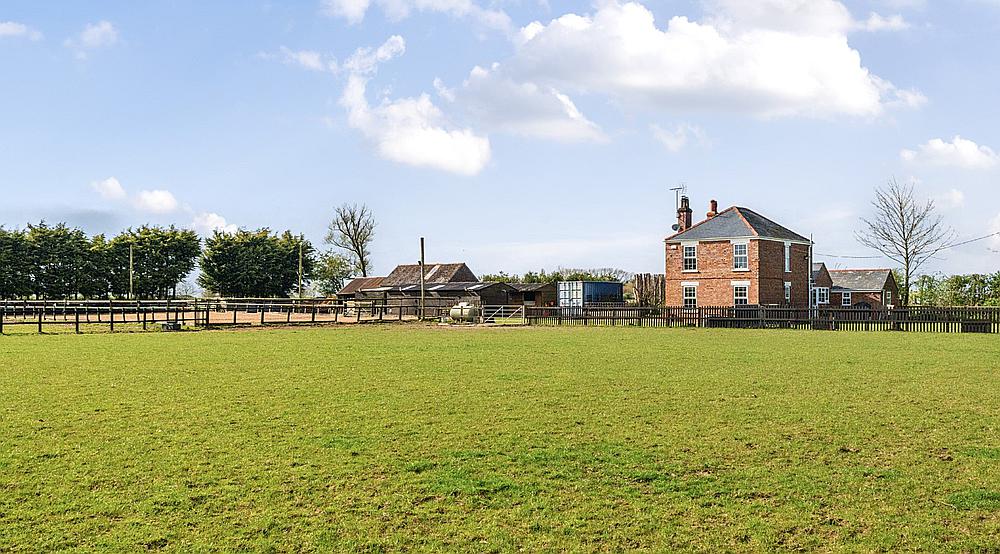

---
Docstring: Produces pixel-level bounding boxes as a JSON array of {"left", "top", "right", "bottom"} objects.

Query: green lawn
[{"left": 2, "top": 325, "right": 999, "bottom": 551}]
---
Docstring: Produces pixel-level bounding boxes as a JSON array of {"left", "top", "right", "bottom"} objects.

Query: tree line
[
  {"left": 480, "top": 267, "right": 633, "bottom": 284},
  {"left": 910, "top": 273, "right": 1000, "bottom": 306}
]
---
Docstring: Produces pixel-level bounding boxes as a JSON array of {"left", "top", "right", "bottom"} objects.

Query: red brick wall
[{"left": 664, "top": 239, "right": 810, "bottom": 307}]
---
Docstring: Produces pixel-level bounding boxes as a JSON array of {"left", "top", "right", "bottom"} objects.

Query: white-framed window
[
  {"left": 812, "top": 287, "right": 829, "bottom": 305},
  {"left": 682, "top": 285, "right": 697, "bottom": 309},
  {"left": 842, "top": 291, "right": 852, "bottom": 306},
  {"left": 733, "top": 285, "right": 749, "bottom": 305},
  {"left": 884, "top": 290, "right": 892, "bottom": 306},
  {"left": 682, "top": 243, "right": 697, "bottom": 272},
  {"left": 732, "top": 243, "right": 749, "bottom": 271},
  {"left": 784, "top": 242, "right": 791, "bottom": 272},
  {"left": 784, "top": 282, "right": 791, "bottom": 303}
]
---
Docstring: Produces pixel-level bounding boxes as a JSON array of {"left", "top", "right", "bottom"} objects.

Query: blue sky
[{"left": 2, "top": 0, "right": 999, "bottom": 279}]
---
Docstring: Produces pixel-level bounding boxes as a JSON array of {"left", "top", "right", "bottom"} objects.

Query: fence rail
[
  {"left": 525, "top": 305, "right": 1000, "bottom": 333},
  {"left": 0, "top": 298, "right": 453, "bottom": 334}
]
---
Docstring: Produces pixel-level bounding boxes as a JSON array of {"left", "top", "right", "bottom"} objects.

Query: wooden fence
[
  {"left": 0, "top": 298, "right": 454, "bottom": 334},
  {"left": 525, "top": 305, "right": 1000, "bottom": 333}
]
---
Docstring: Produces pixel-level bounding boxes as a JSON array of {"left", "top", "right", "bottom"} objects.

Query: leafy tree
[
  {"left": 25, "top": 222, "right": 91, "bottom": 299},
  {"left": 78, "top": 234, "right": 111, "bottom": 299},
  {"left": 199, "top": 229, "right": 315, "bottom": 297},
  {"left": 313, "top": 251, "right": 354, "bottom": 296},
  {"left": 480, "top": 268, "right": 632, "bottom": 284},
  {"left": 0, "top": 227, "right": 31, "bottom": 299},
  {"left": 107, "top": 226, "right": 201, "bottom": 298},
  {"left": 326, "top": 203, "right": 376, "bottom": 276}
]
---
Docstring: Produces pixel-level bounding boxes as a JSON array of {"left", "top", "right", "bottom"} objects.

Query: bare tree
[
  {"left": 326, "top": 203, "right": 376, "bottom": 277},
  {"left": 856, "top": 179, "right": 954, "bottom": 305}
]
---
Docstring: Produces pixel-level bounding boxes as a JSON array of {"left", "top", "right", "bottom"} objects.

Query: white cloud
[
  {"left": 90, "top": 177, "right": 127, "bottom": 201},
  {"left": 932, "top": 188, "right": 965, "bottom": 209},
  {"left": 0, "top": 21, "right": 42, "bottom": 41},
  {"left": 320, "top": 0, "right": 510, "bottom": 30},
  {"left": 279, "top": 46, "right": 336, "bottom": 72},
  {"left": 860, "top": 12, "right": 910, "bottom": 31},
  {"left": 342, "top": 34, "right": 405, "bottom": 74},
  {"left": 134, "top": 190, "right": 179, "bottom": 213},
  {"left": 650, "top": 123, "right": 706, "bottom": 152},
  {"left": 65, "top": 21, "right": 118, "bottom": 58},
  {"left": 433, "top": 77, "right": 455, "bottom": 102},
  {"left": 191, "top": 212, "right": 238, "bottom": 235},
  {"left": 339, "top": 36, "right": 491, "bottom": 176},
  {"left": 455, "top": 64, "right": 605, "bottom": 142},
  {"left": 492, "top": 1, "right": 921, "bottom": 119},
  {"left": 901, "top": 136, "right": 999, "bottom": 169}
]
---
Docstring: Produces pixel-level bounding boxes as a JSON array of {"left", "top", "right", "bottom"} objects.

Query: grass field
[{"left": 2, "top": 325, "right": 999, "bottom": 551}]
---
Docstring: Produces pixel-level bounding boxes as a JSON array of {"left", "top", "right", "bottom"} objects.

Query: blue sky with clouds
[{"left": 2, "top": 0, "right": 999, "bottom": 278}]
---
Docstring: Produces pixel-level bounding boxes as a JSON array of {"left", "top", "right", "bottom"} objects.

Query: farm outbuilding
[
  {"left": 509, "top": 283, "right": 557, "bottom": 306},
  {"left": 336, "top": 276, "right": 385, "bottom": 301},
  {"left": 361, "top": 282, "right": 517, "bottom": 306}
]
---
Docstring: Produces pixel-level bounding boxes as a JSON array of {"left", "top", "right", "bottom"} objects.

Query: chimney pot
[
  {"left": 676, "top": 195, "right": 693, "bottom": 232},
  {"left": 707, "top": 199, "right": 718, "bottom": 218}
]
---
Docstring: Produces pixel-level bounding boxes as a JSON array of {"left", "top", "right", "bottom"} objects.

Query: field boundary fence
[
  {"left": 525, "top": 305, "right": 1000, "bottom": 333},
  {"left": 0, "top": 298, "right": 454, "bottom": 334}
]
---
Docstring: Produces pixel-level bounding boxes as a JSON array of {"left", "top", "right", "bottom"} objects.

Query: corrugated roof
[
  {"left": 337, "top": 276, "right": 384, "bottom": 296},
  {"left": 382, "top": 263, "right": 478, "bottom": 286},
  {"left": 666, "top": 206, "right": 809, "bottom": 243},
  {"left": 509, "top": 282, "right": 555, "bottom": 292},
  {"left": 380, "top": 282, "right": 514, "bottom": 294},
  {"left": 829, "top": 269, "right": 893, "bottom": 292}
]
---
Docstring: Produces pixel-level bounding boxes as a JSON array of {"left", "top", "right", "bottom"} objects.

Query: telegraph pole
[
  {"left": 419, "top": 237, "right": 426, "bottom": 321},
  {"left": 129, "top": 244, "right": 134, "bottom": 300},
  {"left": 298, "top": 235, "right": 304, "bottom": 299}
]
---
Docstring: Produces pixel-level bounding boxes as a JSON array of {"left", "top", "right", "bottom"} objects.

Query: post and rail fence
[
  {"left": 523, "top": 305, "right": 1000, "bottom": 333},
  {"left": 1, "top": 299, "right": 998, "bottom": 335},
  {"left": 0, "top": 298, "right": 454, "bottom": 335}
]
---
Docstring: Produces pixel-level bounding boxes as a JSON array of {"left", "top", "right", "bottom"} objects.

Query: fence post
[
  {"left": 109, "top": 305, "right": 114, "bottom": 333},
  {"left": 312, "top": 304, "right": 317, "bottom": 323},
  {"left": 75, "top": 308, "right": 80, "bottom": 334},
  {"left": 142, "top": 308, "right": 147, "bottom": 331},
  {"left": 233, "top": 305, "right": 238, "bottom": 325},
  {"left": 0, "top": 307, "right": 4, "bottom": 335},
  {"left": 38, "top": 307, "right": 43, "bottom": 334}
]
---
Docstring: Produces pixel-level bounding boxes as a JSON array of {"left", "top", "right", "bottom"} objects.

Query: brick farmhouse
[
  {"left": 664, "top": 196, "right": 904, "bottom": 308},
  {"left": 664, "top": 197, "right": 812, "bottom": 308}
]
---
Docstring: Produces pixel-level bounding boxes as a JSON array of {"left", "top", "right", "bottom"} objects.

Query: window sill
[
  {"left": 681, "top": 270, "right": 699, "bottom": 273},
  {"left": 732, "top": 268, "right": 750, "bottom": 272}
]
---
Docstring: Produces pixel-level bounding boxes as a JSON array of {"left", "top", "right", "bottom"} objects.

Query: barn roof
[
  {"left": 666, "top": 206, "right": 809, "bottom": 243},
  {"left": 381, "top": 263, "right": 478, "bottom": 286},
  {"left": 337, "top": 276, "right": 384, "bottom": 296},
  {"left": 369, "top": 282, "right": 515, "bottom": 294},
  {"left": 509, "top": 282, "right": 555, "bottom": 292},
  {"left": 829, "top": 269, "right": 894, "bottom": 292}
]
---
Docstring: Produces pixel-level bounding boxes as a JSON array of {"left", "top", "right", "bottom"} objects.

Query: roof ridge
[
  {"left": 665, "top": 205, "right": 740, "bottom": 241},
  {"left": 732, "top": 207, "right": 760, "bottom": 237}
]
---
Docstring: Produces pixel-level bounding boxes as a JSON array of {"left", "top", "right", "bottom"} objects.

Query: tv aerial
[{"left": 669, "top": 182, "right": 687, "bottom": 231}]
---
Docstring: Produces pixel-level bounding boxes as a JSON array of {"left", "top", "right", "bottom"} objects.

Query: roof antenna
[
  {"left": 669, "top": 183, "right": 687, "bottom": 232},
  {"left": 669, "top": 182, "right": 687, "bottom": 212}
]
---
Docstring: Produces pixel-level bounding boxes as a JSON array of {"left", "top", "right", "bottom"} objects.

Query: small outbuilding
[
  {"left": 557, "top": 281, "right": 624, "bottom": 307},
  {"left": 509, "top": 282, "right": 557, "bottom": 306},
  {"left": 829, "top": 269, "right": 899, "bottom": 308}
]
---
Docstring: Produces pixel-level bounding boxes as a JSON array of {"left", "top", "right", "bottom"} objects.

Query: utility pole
[
  {"left": 419, "top": 237, "right": 426, "bottom": 321},
  {"left": 129, "top": 244, "right": 134, "bottom": 300},
  {"left": 298, "top": 236, "right": 304, "bottom": 299}
]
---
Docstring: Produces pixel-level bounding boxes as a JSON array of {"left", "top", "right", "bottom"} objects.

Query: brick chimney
[
  {"left": 677, "top": 195, "right": 693, "bottom": 232},
  {"left": 707, "top": 199, "right": 718, "bottom": 219}
]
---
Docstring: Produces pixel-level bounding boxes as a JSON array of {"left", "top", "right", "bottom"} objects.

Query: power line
[{"left": 817, "top": 231, "right": 1000, "bottom": 260}]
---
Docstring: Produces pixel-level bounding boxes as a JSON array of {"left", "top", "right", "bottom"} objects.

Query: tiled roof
[
  {"left": 829, "top": 269, "right": 894, "bottom": 292},
  {"left": 382, "top": 263, "right": 478, "bottom": 286},
  {"left": 337, "top": 276, "right": 384, "bottom": 296},
  {"left": 666, "top": 206, "right": 809, "bottom": 243}
]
